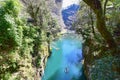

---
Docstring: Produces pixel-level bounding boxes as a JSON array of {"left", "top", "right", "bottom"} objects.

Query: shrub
[
  {"left": 0, "top": 0, "right": 22, "bottom": 51},
  {"left": 90, "top": 56, "right": 120, "bottom": 80}
]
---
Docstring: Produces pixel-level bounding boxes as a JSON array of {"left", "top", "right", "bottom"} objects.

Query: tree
[
  {"left": 0, "top": 0, "right": 22, "bottom": 52},
  {"left": 83, "top": 0, "right": 118, "bottom": 56},
  {"left": 21, "top": 0, "right": 61, "bottom": 79}
]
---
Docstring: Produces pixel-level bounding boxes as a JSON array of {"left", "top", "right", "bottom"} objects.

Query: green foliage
[
  {"left": 19, "top": 24, "right": 38, "bottom": 56},
  {"left": 1, "top": 72, "right": 11, "bottom": 80},
  {"left": 0, "top": 58, "right": 19, "bottom": 79},
  {"left": 90, "top": 56, "right": 120, "bottom": 80},
  {"left": 0, "top": 0, "right": 35, "bottom": 79},
  {"left": 2, "top": 0, "right": 21, "bottom": 17},
  {"left": 77, "top": 1, "right": 120, "bottom": 80},
  {"left": 103, "top": 0, "right": 120, "bottom": 44},
  {"left": 0, "top": 0, "right": 61, "bottom": 79},
  {"left": 35, "top": 55, "right": 41, "bottom": 68},
  {"left": 0, "top": 0, "right": 22, "bottom": 51}
]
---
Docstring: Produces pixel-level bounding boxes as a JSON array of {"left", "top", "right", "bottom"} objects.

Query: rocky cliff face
[
  {"left": 19, "top": 0, "right": 66, "bottom": 80},
  {"left": 62, "top": 4, "right": 79, "bottom": 29},
  {"left": 46, "top": 0, "right": 66, "bottom": 29}
]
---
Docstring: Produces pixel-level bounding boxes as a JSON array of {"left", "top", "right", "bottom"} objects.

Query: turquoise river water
[{"left": 42, "top": 34, "right": 86, "bottom": 80}]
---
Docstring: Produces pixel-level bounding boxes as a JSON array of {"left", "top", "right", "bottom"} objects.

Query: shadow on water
[{"left": 42, "top": 34, "right": 86, "bottom": 80}]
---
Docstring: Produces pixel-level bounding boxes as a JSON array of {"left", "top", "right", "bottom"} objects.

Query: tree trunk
[
  {"left": 83, "top": 0, "right": 117, "bottom": 55},
  {"left": 89, "top": 9, "right": 95, "bottom": 36}
]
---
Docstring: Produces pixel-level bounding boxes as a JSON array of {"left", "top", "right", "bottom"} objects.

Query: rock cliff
[{"left": 46, "top": 0, "right": 66, "bottom": 29}]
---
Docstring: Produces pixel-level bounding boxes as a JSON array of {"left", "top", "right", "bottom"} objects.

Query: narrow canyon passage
[
  {"left": 42, "top": 0, "right": 86, "bottom": 80},
  {"left": 42, "top": 34, "right": 86, "bottom": 80}
]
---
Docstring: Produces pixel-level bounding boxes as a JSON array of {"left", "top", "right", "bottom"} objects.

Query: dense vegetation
[
  {"left": 0, "top": 0, "right": 120, "bottom": 80},
  {"left": 0, "top": 0, "right": 60, "bottom": 79},
  {"left": 73, "top": 0, "right": 120, "bottom": 79}
]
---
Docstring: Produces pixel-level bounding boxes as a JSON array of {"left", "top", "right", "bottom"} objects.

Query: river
[{"left": 42, "top": 33, "right": 86, "bottom": 80}]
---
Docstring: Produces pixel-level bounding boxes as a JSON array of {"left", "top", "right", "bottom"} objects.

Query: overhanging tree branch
[{"left": 83, "top": 0, "right": 117, "bottom": 54}]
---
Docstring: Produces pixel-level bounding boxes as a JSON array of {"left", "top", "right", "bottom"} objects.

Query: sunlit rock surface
[{"left": 46, "top": 0, "right": 66, "bottom": 29}]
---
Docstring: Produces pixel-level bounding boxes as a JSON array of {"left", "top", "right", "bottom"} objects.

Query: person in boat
[{"left": 64, "top": 67, "right": 69, "bottom": 73}]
